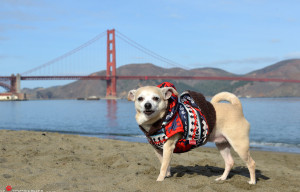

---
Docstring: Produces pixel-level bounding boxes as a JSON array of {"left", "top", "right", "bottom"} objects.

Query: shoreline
[
  {"left": 2, "top": 128, "right": 299, "bottom": 154},
  {"left": 0, "top": 129, "right": 299, "bottom": 191},
  {"left": 3, "top": 96, "right": 300, "bottom": 101}
]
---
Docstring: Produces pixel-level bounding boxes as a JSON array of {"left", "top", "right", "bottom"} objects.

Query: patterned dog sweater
[{"left": 140, "top": 82, "right": 216, "bottom": 153}]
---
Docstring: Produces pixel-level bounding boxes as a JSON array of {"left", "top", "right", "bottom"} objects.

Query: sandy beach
[{"left": 0, "top": 130, "right": 299, "bottom": 192}]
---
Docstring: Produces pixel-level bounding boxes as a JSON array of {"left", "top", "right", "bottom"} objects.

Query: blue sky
[{"left": 1, "top": 0, "right": 300, "bottom": 88}]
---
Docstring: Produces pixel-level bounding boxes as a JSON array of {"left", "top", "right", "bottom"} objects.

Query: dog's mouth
[{"left": 144, "top": 110, "right": 155, "bottom": 116}]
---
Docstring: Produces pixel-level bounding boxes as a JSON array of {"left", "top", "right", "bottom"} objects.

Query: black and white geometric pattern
[{"left": 148, "top": 92, "right": 209, "bottom": 150}]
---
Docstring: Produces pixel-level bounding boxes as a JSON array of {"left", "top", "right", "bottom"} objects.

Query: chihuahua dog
[{"left": 128, "top": 83, "right": 256, "bottom": 184}]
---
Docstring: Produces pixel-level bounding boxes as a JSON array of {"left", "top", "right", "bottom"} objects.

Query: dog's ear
[
  {"left": 127, "top": 90, "right": 137, "bottom": 101},
  {"left": 161, "top": 87, "right": 178, "bottom": 100}
]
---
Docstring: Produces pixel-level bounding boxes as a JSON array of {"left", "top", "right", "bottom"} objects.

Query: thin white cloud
[
  {"left": 0, "top": 11, "right": 37, "bottom": 21},
  {"left": 270, "top": 39, "right": 281, "bottom": 43},
  {"left": 0, "top": 36, "right": 9, "bottom": 41},
  {"left": 0, "top": 24, "right": 36, "bottom": 32},
  {"left": 284, "top": 52, "right": 300, "bottom": 59},
  {"left": 0, "top": 0, "right": 54, "bottom": 22},
  {"left": 131, "top": 57, "right": 146, "bottom": 60},
  {"left": 168, "top": 13, "right": 183, "bottom": 19},
  {"left": 0, "top": 55, "right": 7, "bottom": 59},
  {"left": 0, "top": 54, "right": 23, "bottom": 60},
  {"left": 191, "top": 56, "right": 280, "bottom": 70},
  {"left": 208, "top": 57, "right": 279, "bottom": 66},
  {"left": 1, "top": 0, "right": 46, "bottom": 7},
  {"left": 286, "top": 17, "right": 298, "bottom": 23}
]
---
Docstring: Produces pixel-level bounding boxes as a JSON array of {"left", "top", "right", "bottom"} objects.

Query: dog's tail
[{"left": 211, "top": 92, "right": 242, "bottom": 109}]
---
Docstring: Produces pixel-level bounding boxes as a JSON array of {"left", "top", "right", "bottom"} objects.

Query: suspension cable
[
  {"left": 116, "top": 30, "right": 188, "bottom": 69},
  {"left": 22, "top": 31, "right": 106, "bottom": 75}
]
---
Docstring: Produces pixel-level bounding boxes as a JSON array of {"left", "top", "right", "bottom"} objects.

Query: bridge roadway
[{"left": 0, "top": 75, "right": 298, "bottom": 83}]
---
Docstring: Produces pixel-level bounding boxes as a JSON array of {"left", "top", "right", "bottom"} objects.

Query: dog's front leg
[
  {"left": 154, "top": 149, "right": 171, "bottom": 177},
  {"left": 156, "top": 135, "right": 180, "bottom": 181}
]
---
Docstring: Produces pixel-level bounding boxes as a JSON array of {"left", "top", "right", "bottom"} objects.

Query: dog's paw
[
  {"left": 215, "top": 176, "right": 227, "bottom": 181},
  {"left": 166, "top": 171, "right": 171, "bottom": 178},
  {"left": 166, "top": 167, "right": 171, "bottom": 177},
  {"left": 248, "top": 180, "right": 256, "bottom": 185},
  {"left": 156, "top": 175, "right": 165, "bottom": 181}
]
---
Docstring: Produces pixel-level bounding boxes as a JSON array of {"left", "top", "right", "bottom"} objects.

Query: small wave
[
  {"left": 2, "top": 128, "right": 142, "bottom": 138},
  {"left": 250, "top": 141, "right": 300, "bottom": 148},
  {"left": 250, "top": 141, "right": 300, "bottom": 153},
  {"left": 132, "top": 135, "right": 146, "bottom": 138},
  {"left": 54, "top": 130, "right": 142, "bottom": 138}
]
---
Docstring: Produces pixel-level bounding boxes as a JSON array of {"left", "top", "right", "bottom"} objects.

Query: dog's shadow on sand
[{"left": 171, "top": 165, "right": 269, "bottom": 182}]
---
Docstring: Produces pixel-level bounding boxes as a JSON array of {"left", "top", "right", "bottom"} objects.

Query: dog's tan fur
[{"left": 128, "top": 86, "right": 256, "bottom": 184}]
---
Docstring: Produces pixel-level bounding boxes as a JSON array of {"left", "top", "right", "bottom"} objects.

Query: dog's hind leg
[
  {"left": 215, "top": 142, "right": 234, "bottom": 181},
  {"left": 229, "top": 138, "right": 256, "bottom": 184},
  {"left": 154, "top": 149, "right": 171, "bottom": 177}
]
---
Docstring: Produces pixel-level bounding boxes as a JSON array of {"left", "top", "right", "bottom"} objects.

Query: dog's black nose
[{"left": 144, "top": 103, "right": 152, "bottom": 110}]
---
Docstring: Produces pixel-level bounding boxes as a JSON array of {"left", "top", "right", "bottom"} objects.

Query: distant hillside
[
  {"left": 246, "top": 59, "right": 300, "bottom": 80},
  {"left": 23, "top": 59, "right": 300, "bottom": 99},
  {"left": 235, "top": 59, "right": 300, "bottom": 97}
]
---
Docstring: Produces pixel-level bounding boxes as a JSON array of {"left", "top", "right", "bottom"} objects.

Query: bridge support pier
[
  {"left": 106, "top": 29, "right": 117, "bottom": 98},
  {"left": 8, "top": 73, "right": 26, "bottom": 100},
  {"left": 10, "top": 74, "right": 21, "bottom": 93}
]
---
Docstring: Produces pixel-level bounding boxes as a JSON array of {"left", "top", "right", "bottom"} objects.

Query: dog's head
[{"left": 128, "top": 86, "right": 178, "bottom": 126}]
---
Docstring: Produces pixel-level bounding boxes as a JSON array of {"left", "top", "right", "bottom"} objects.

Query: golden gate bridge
[{"left": 1, "top": 29, "right": 299, "bottom": 99}]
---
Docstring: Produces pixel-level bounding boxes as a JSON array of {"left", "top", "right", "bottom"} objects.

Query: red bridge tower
[{"left": 106, "top": 29, "right": 117, "bottom": 98}]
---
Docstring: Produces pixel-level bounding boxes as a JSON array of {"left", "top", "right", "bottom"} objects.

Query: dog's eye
[
  {"left": 152, "top": 97, "right": 159, "bottom": 101},
  {"left": 137, "top": 97, "right": 144, "bottom": 102}
]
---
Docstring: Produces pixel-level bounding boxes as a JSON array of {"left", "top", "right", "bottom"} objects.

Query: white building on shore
[{"left": 0, "top": 93, "right": 25, "bottom": 101}]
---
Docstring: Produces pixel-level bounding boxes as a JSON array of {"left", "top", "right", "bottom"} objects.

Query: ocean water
[{"left": 0, "top": 98, "right": 299, "bottom": 153}]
